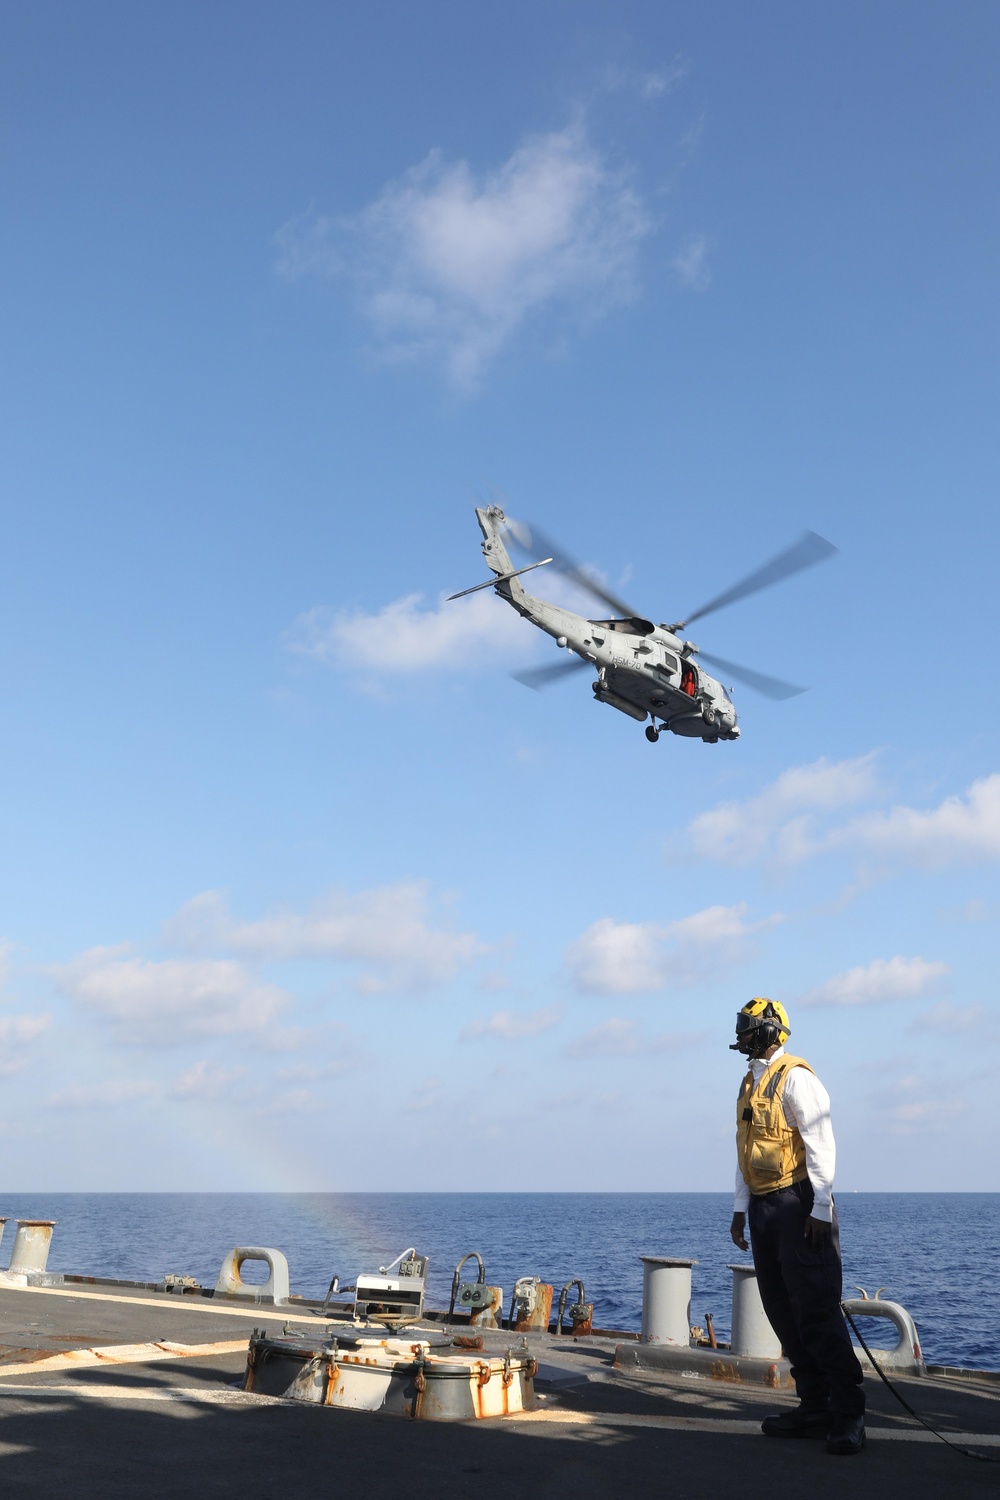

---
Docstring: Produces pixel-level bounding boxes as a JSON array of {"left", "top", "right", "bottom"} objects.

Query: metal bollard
[
  {"left": 8, "top": 1220, "right": 56, "bottom": 1275},
  {"left": 728, "top": 1264, "right": 781, "bottom": 1358},
  {"left": 639, "top": 1257, "right": 696, "bottom": 1345},
  {"left": 840, "top": 1298, "right": 925, "bottom": 1374}
]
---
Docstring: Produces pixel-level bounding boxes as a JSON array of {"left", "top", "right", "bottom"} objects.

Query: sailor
[{"left": 729, "top": 997, "right": 866, "bottom": 1456}]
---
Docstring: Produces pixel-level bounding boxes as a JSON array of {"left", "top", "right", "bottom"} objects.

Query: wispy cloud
[
  {"left": 48, "top": 1078, "right": 159, "bottom": 1110},
  {"left": 671, "top": 232, "right": 712, "bottom": 290},
  {"left": 602, "top": 57, "right": 691, "bottom": 102},
  {"left": 54, "top": 947, "right": 290, "bottom": 1047},
  {"left": 406, "top": 1077, "right": 444, "bottom": 1113},
  {"left": 879, "top": 1074, "right": 964, "bottom": 1135},
  {"left": 165, "top": 884, "right": 482, "bottom": 993},
  {"left": 565, "top": 903, "right": 780, "bottom": 995},
  {"left": 276, "top": 120, "right": 651, "bottom": 391},
  {"left": 640, "top": 59, "right": 690, "bottom": 99},
  {"left": 170, "top": 1060, "right": 247, "bottom": 1101},
  {"left": 565, "top": 1017, "right": 674, "bottom": 1059},
  {"left": 274, "top": 1049, "right": 362, "bottom": 1084},
  {"left": 460, "top": 1005, "right": 562, "bottom": 1042},
  {"left": 799, "top": 956, "right": 948, "bottom": 1009},
  {"left": 910, "top": 1000, "right": 1000, "bottom": 1041},
  {"left": 0, "top": 1012, "right": 51, "bottom": 1075},
  {"left": 285, "top": 590, "right": 532, "bottom": 673}
]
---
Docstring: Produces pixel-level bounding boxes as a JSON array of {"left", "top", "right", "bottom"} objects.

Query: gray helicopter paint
[{"left": 476, "top": 506, "right": 739, "bottom": 744}]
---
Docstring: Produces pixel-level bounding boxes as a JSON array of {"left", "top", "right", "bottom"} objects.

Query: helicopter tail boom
[
  {"left": 479, "top": 504, "right": 521, "bottom": 573},
  {"left": 475, "top": 506, "right": 525, "bottom": 599}
]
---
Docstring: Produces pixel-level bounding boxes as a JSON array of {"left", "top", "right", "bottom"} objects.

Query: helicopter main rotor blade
[
  {"left": 505, "top": 518, "right": 640, "bottom": 620},
  {"left": 695, "top": 650, "right": 806, "bottom": 701},
  {"left": 674, "top": 531, "right": 837, "bottom": 630},
  {"left": 511, "top": 656, "right": 592, "bottom": 691}
]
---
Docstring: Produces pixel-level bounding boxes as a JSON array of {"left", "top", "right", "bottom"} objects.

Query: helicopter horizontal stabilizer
[{"left": 447, "top": 558, "right": 553, "bottom": 601}]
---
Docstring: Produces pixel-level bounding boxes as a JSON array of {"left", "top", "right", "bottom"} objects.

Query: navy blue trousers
[{"left": 749, "top": 1179, "right": 865, "bottom": 1417}]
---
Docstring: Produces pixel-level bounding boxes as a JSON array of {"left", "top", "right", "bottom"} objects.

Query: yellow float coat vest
[{"left": 736, "top": 1054, "right": 814, "bottom": 1195}]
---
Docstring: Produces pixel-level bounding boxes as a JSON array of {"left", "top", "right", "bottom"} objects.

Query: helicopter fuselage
[{"left": 477, "top": 507, "right": 739, "bottom": 743}]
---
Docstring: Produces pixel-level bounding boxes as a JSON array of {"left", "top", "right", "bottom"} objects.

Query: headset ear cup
[{"left": 755, "top": 1022, "right": 778, "bottom": 1053}]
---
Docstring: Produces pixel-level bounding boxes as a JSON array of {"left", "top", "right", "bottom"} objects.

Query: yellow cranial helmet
[{"left": 731, "top": 997, "right": 791, "bottom": 1056}]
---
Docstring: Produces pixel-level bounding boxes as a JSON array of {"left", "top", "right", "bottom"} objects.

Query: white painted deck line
[
  {"left": 0, "top": 1283, "right": 317, "bottom": 1323},
  {"left": 0, "top": 1339, "right": 248, "bottom": 1379},
  {"left": 0, "top": 1384, "right": 284, "bottom": 1405},
  {"left": 511, "top": 1407, "right": 1000, "bottom": 1445}
]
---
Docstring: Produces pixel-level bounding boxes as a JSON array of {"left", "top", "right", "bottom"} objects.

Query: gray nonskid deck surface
[
  {"left": 0, "top": 1285, "right": 292, "bottom": 1362},
  {"left": 0, "top": 1285, "right": 998, "bottom": 1499}
]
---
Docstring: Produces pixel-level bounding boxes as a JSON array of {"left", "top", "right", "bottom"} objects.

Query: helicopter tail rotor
[{"left": 503, "top": 517, "right": 640, "bottom": 621}]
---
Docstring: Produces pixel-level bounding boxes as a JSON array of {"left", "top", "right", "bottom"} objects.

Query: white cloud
[
  {"left": 165, "top": 884, "right": 482, "bottom": 993},
  {"left": 911, "top": 1001, "right": 999, "bottom": 1040},
  {"left": 55, "top": 947, "right": 290, "bottom": 1046},
  {"left": 879, "top": 1075, "right": 964, "bottom": 1135},
  {"left": 276, "top": 120, "right": 651, "bottom": 391},
  {"left": 48, "top": 1078, "right": 159, "bottom": 1110},
  {"left": 406, "top": 1077, "right": 444, "bottom": 1113},
  {"left": 566, "top": 1017, "right": 671, "bottom": 1059},
  {"left": 460, "top": 1005, "right": 562, "bottom": 1042},
  {"left": 248, "top": 1024, "right": 320, "bottom": 1054},
  {"left": 671, "top": 232, "right": 712, "bottom": 290},
  {"left": 171, "top": 1060, "right": 247, "bottom": 1101},
  {"left": 285, "top": 589, "right": 532, "bottom": 673},
  {"left": 565, "top": 903, "right": 778, "bottom": 995},
  {"left": 799, "top": 956, "right": 948, "bottom": 1009},
  {"left": 257, "top": 1086, "right": 322, "bottom": 1117},
  {"left": 685, "top": 761, "right": 1000, "bottom": 873},
  {"left": 602, "top": 58, "right": 690, "bottom": 102},
  {"left": 889, "top": 1098, "right": 963, "bottom": 1132},
  {"left": 274, "top": 1056, "right": 358, "bottom": 1084},
  {"left": 0, "top": 1013, "right": 50, "bottom": 1046},
  {"left": 0, "top": 1012, "right": 51, "bottom": 1075},
  {"left": 845, "top": 774, "right": 1000, "bottom": 867},
  {"left": 683, "top": 754, "right": 879, "bottom": 866},
  {"left": 640, "top": 59, "right": 689, "bottom": 99},
  {"left": 0, "top": 940, "right": 14, "bottom": 991}
]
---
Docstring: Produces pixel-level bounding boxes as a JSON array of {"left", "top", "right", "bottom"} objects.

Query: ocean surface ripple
[{"left": 2, "top": 1192, "right": 995, "bottom": 1372}]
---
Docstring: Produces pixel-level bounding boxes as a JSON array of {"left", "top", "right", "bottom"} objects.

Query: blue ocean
[{"left": 1, "top": 1193, "right": 995, "bottom": 1372}]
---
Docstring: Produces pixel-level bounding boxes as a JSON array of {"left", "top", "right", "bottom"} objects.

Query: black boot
[
  {"left": 826, "top": 1415, "right": 866, "bottom": 1455},
  {"left": 761, "top": 1407, "right": 830, "bottom": 1439}
]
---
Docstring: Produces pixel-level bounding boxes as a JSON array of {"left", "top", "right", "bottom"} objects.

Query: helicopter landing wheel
[{"left": 645, "top": 725, "right": 660, "bottom": 743}]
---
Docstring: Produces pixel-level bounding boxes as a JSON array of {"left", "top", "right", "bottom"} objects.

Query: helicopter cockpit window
[{"left": 590, "top": 617, "right": 656, "bottom": 637}]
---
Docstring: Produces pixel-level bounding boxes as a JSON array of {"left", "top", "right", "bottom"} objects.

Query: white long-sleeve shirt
[{"left": 733, "top": 1047, "right": 836, "bottom": 1223}]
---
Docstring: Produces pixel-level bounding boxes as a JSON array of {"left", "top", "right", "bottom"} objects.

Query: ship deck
[{"left": 0, "top": 1279, "right": 997, "bottom": 1497}]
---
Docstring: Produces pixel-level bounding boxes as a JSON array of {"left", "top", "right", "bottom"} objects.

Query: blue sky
[{"left": 2, "top": 0, "right": 999, "bottom": 1191}]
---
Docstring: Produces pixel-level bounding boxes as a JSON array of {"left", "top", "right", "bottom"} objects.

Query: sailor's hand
[
  {"left": 730, "top": 1213, "right": 748, "bottom": 1251},
  {"left": 804, "top": 1216, "right": 832, "bottom": 1250}
]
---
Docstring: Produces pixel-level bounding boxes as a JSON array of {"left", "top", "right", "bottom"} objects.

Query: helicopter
[{"left": 449, "top": 506, "right": 837, "bottom": 745}]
